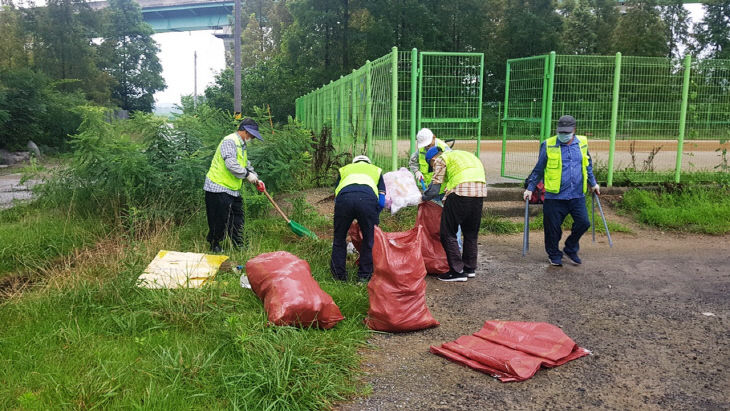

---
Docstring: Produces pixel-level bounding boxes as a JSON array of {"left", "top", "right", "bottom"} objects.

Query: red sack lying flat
[
  {"left": 351, "top": 223, "right": 439, "bottom": 332},
  {"left": 246, "top": 251, "right": 344, "bottom": 329},
  {"left": 430, "top": 321, "right": 590, "bottom": 382},
  {"left": 416, "top": 201, "right": 449, "bottom": 274}
]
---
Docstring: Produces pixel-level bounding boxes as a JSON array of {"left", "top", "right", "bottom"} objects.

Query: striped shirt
[
  {"left": 430, "top": 157, "right": 488, "bottom": 198},
  {"left": 203, "top": 136, "right": 255, "bottom": 197}
]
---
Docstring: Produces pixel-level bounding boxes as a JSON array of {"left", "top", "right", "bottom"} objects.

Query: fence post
[
  {"left": 351, "top": 69, "right": 357, "bottom": 151},
  {"left": 366, "top": 60, "right": 373, "bottom": 159},
  {"left": 476, "top": 53, "right": 485, "bottom": 158},
  {"left": 417, "top": 53, "right": 424, "bottom": 131},
  {"left": 391, "top": 47, "right": 399, "bottom": 171},
  {"left": 608, "top": 52, "right": 622, "bottom": 187},
  {"left": 340, "top": 76, "right": 345, "bottom": 151},
  {"left": 675, "top": 54, "right": 692, "bottom": 184},
  {"left": 544, "top": 52, "right": 556, "bottom": 141},
  {"left": 410, "top": 48, "right": 418, "bottom": 156},
  {"left": 501, "top": 61, "right": 511, "bottom": 178}
]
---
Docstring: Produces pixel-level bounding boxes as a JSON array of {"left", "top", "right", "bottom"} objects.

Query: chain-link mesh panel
[
  {"left": 685, "top": 59, "right": 730, "bottom": 175},
  {"left": 501, "top": 55, "right": 547, "bottom": 180}
]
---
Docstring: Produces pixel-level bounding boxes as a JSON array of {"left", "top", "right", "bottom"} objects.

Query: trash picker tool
[
  {"left": 522, "top": 198, "right": 529, "bottom": 256},
  {"left": 592, "top": 192, "right": 596, "bottom": 242},
  {"left": 593, "top": 193, "right": 613, "bottom": 248},
  {"left": 262, "top": 189, "right": 318, "bottom": 239}
]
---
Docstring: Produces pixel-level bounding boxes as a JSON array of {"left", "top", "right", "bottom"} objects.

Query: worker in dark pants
[
  {"left": 330, "top": 155, "right": 385, "bottom": 283},
  {"left": 523, "top": 115, "right": 600, "bottom": 267},
  {"left": 203, "top": 118, "right": 265, "bottom": 252},
  {"left": 422, "top": 148, "right": 487, "bottom": 282}
]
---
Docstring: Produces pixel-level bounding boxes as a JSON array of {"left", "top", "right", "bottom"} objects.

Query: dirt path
[{"left": 331, "top": 204, "right": 729, "bottom": 409}]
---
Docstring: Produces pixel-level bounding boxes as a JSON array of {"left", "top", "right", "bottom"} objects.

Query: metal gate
[
  {"left": 500, "top": 53, "right": 554, "bottom": 179},
  {"left": 418, "top": 52, "right": 485, "bottom": 155}
]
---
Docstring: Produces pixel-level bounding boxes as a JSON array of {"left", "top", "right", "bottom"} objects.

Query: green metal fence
[
  {"left": 501, "top": 52, "right": 730, "bottom": 185},
  {"left": 295, "top": 48, "right": 485, "bottom": 171}
]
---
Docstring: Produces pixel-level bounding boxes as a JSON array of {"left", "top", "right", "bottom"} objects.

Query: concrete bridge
[{"left": 88, "top": 0, "right": 233, "bottom": 33}]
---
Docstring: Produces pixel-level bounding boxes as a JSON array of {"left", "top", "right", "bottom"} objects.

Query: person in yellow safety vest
[
  {"left": 331, "top": 155, "right": 386, "bottom": 284},
  {"left": 523, "top": 115, "right": 600, "bottom": 267},
  {"left": 422, "top": 147, "right": 487, "bottom": 282},
  {"left": 409, "top": 127, "right": 451, "bottom": 192},
  {"left": 203, "top": 118, "right": 266, "bottom": 253}
]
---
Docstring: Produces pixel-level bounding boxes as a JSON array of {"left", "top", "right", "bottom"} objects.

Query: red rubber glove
[{"left": 256, "top": 180, "right": 266, "bottom": 193}]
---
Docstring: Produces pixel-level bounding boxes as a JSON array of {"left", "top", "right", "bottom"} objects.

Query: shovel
[
  {"left": 593, "top": 192, "right": 613, "bottom": 248},
  {"left": 262, "top": 189, "right": 319, "bottom": 239},
  {"left": 522, "top": 198, "right": 529, "bottom": 256}
]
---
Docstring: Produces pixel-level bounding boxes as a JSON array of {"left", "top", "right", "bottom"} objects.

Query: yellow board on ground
[{"left": 137, "top": 250, "right": 229, "bottom": 289}]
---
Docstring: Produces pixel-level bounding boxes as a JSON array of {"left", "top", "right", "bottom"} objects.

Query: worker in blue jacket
[
  {"left": 331, "top": 155, "right": 386, "bottom": 283},
  {"left": 524, "top": 115, "right": 600, "bottom": 267}
]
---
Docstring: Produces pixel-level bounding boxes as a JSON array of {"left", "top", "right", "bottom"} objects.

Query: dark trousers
[
  {"left": 440, "top": 194, "right": 483, "bottom": 274},
  {"left": 543, "top": 197, "right": 590, "bottom": 261},
  {"left": 330, "top": 191, "right": 379, "bottom": 281},
  {"left": 205, "top": 191, "right": 244, "bottom": 248}
]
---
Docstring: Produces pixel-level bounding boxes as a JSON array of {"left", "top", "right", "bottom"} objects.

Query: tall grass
[{"left": 619, "top": 186, "right": 730, "bottom": 234}]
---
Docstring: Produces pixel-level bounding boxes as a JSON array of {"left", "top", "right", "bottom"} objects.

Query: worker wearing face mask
[{"left": 523, "top": 115, "right": 600, "bottom": 267}]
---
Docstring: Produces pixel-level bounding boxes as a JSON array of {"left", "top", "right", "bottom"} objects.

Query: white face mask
[{"left": 557, "top": 133, "right": 573, "bottom": 143}]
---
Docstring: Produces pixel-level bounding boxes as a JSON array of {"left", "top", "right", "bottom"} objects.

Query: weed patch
[{"left": 619, "top": 186, "right": 730, "bottom": 234}]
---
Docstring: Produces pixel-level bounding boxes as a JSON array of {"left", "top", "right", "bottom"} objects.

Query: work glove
[
  {"left": 246, "top": 171, "right": 259, "bottom": 184},
  {"left": 591, "top": 184, "right": 600, "bottom": 195},
  {"left": 523, "top": 190, "right": 532, "bottom": 201},
  {"left": 256, "top": 180, "right": 266, "bottom": 193},
  {"left": 414, "top": 171, "right": 424, "bottom": 183},
  {"left": 377, "top": 193, "right": 385, "bottom": 212}
]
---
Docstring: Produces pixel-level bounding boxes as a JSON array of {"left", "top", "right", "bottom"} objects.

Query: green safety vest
[
  {"left": 544, "top": 135, "right": 589, "bottom": 194},
  {"left": 418, "top": 138, "right": 449, "bottom": 186},
  {"left": 441, "top": 150, "right": 486, "bottom": 191},
  {"left": 334, "top": 162, "right": 382, "bottom": 197},
  {"left": 206, "top": 133, "right": 248, "bottom": 191}
]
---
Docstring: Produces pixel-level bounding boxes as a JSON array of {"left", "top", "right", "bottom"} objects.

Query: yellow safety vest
[
  {"left": 334, "top": 162, "right": 382, "bottom": 197},
  {"left": 206, "top": 133, "right": 248, "bottom": 191},
  {"left": 544, "top": 135, "right": 589, "bottom": 194},
  {"left": 441, "top": 150, "right": 486, "bottom": 191},
  {"left": 418, "top": 138, "right": 449, "bottom": 185}
]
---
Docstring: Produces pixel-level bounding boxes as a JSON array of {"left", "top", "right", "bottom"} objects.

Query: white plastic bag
[{"left": 384, "top": 167, "right": 422, "bottom": 214}]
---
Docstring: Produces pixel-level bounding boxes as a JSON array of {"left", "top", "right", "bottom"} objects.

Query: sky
[{"left": 151, "top": 4, "right": 707, "bottom": 108}]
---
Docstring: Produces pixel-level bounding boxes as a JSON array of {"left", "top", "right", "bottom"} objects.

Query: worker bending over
[
  {"left": 331, "top": 155, "right": 385, "bottom": 283},
  {"left": 409, "top": 127, "right": 451, "bottom": 191},
  {"left": 422, "top": 148, "right": 487, "bottom": 282},
  {"left": 523, "top": 115, "right": 600, "bottom": 267}
]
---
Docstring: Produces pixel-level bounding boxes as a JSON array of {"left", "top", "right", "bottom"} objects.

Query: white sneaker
[{"left": 465, "top": 271, "right": 476, "bottom": 278}]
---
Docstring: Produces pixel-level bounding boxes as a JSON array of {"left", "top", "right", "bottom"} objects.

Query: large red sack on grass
[
  {"left": 350, "top": 223, "right": 439, "bottom": 332},
  {"left": 246, "top": 251, "right": 344, "bottom": 329},
  {"left": 430, "top": 321, "right": 590, "bottom": 382},
  {"left": 416, "top": 201, "right": 449, "bottom": 274}
]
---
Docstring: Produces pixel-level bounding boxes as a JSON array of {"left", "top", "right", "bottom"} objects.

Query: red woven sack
[
  {"left": 246, "top": 251, "right": 344, "bottom": 329},
  {"left": 351, "top": 224, "right": 439, "bottom": 332},
  {"left": 416, "top": 201, "right": 449, "bottom": 274}
]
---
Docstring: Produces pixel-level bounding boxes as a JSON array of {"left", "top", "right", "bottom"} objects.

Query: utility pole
[
  {"left": 234, "top": 0, "right": 242, "bottom": 115},
  {"left": 194, "top": 50, "right": 198, "bottom": 109}
]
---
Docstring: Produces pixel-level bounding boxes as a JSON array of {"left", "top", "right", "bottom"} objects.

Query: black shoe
[
  {"left": 210, "top": 244, "right": 222, "bottom": 253},
  {"left": 464, "top": 270, "right": 476, "bottom": 278},
  {"left": 437, "top": 271, "right": 468, "bottom": 282},
  {"left": 565, "top": 251, "right": 582, "bottom": 265},
  {"left": 549, "top": 258, "right": 562, "bottom": 267}
]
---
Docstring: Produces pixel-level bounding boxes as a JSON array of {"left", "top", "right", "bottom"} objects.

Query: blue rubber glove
[{"left": 377, "top": 193, "right": 385, "bottom": 212}]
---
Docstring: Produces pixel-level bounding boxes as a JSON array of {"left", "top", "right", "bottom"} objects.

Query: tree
[
  {"left": 611, "top": 0, "right": 669, "bottom": 57},
  {"left": 0, "top": 5, "right": 29, "bottom": 69},
  {"left": 28, "top": 0, "right": 112, "bottom": 104},
  {"left": 241, "top": 13, "right": 274, "bottom": 68},
  {"left": 98, "top": 0, "right": 165, "bottom": 112},
  {"left": 560, "top": 0, "right": 599, "bottom": 55},
  {"left": 661, "top": 0, "right": 692, "bottom": 59},
  {"left": 693, "top": 1, "right": 730, "bottom": 59}
]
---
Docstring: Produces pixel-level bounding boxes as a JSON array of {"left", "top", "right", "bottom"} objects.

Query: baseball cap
[
  {"left": 238, "top": 118, "right": 264, "bottom": 141},
  {"left": 556, "top": 115, "right": 576, "bottom": 133},
  {"left": 416, "top": 128, "right": 434, "bottom": 149},
  {"left": 424, "top": 146, "right": 442, "bottom": 172}
]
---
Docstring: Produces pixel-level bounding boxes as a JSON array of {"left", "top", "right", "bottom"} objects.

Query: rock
[
  {"left": 0, "top": 149, "right": 31, "bottom": 165},
  {"left": 27, "top": 140, "right": 41, "bottom": 159}
]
